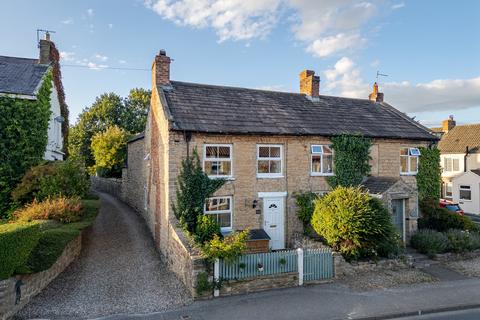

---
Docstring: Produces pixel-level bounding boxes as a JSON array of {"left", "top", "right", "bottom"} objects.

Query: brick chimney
[
  {"left": 442, "top": 115, "right": 456, "bottom": 133},
  {"left": 152, "top": 49, "right": 171, "bottom": 86},
  {"left": 39, "top": 32, "right": 52, "bottom": 64},
  {"left": 299, "top": 70, "right": 320, "bottom": 98},
  {"left": 368, "top": 82, "right": 384, "bottom": 102}
]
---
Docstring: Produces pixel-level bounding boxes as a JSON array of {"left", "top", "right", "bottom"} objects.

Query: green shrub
[
  {"left": 419, "top": 198, "right": 478, "bottom": 232},
  {"left": 294, "top": 191, "right": 318, "bottom": 234},
  {"left": 416, "top": 147, "right": 442, "bottom": 202},
  {"left": 196, "top": 272, "right": 213, "bottom": 295},
  {"left": 14, "top": 196, "right": 83, "bottom": 223},
  {"left": 446, "top": 229, "right": 473, "bottom": 253},
  {"left": 12, "top": 159, "right": 90, "bottom": 205},
  {"left": 311, "top": 186, "right": 400, "bottom": 261},
  {"left": 410, "top": 229, "right": 448, "bottom": 256},
  {"left": 26, "top": 227, "right": 79, "bottom": 272},
  {"left": 195, "top": 215, "right": 221, "bottom": 245},
  {"left": 469, "top": 232, "right": 480, "bottom": 250},
  {"left": 0, "top": 221, "right": 41, "bottom": 279},
  {"left": 201, "top": 230, "right": 248, "bottom": 263}
]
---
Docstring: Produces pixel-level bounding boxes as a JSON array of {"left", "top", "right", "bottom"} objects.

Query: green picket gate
[{"left": 303, "top": 248, "right": 334, "bottom": 282}]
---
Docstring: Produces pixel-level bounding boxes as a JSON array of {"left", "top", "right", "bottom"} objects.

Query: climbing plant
[
  {"left": 172, "top": 149, "right": 225, "bottom": 233},
  {"left": 416, "top": 146, "right": 442, "bottom": 202},
  {"left": 0, "top": 71, "right": 53, "bottom": 217},
  {"left": 327, "top": 134, "right": 372, "bottom": 188}
]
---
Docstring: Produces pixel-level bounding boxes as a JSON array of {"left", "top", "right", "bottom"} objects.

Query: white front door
[{"left": 263, "top": 197, "right": 285, "bottom": 250}]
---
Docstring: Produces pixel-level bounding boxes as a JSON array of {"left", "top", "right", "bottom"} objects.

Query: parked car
[{"left": 439, "top": 199, "right": 465, "bottom": 215}]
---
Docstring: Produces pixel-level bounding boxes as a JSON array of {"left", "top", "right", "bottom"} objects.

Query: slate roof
[
  {"left": 438, "top": 124, "right": 480, "bottom": 154},
  {"left": 0, "top": 56, "right": 50, "bottom": 96},
  {"left": 161, "top": 81, "right": 437, "bottom": 140},
  {"left": 362, "top": 176, "right": 400, "bottom": 195},
  {"left": 471, "top": 169, "right": 480, "bottom": 177}
]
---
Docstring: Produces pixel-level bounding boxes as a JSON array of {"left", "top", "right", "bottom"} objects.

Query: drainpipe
[
  {"left": 183, "top": 131, "right": 192, "bottom": 158},
  {"left": 464, "top": 146, "right": 469, "bottom": 172}
]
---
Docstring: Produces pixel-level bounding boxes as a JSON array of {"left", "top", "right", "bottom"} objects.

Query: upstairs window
[
  {"left": 444, "top": 158, "right": 460, "bottom": 172},
  {"left": 311, "top": 145, "right": 333, "bottom": 176},
  {"left": 257, "top": 145, "right": 283, "bottom": 178},
  {"left": 459, "top": 185, "right": 472, "bottom": 201},
  {"left": 400, "top": 147, "right": 420, "bottom": 175},
  {"left": 205, "top": 196, "right": 232, "bottom": 231},
  {"left": 203, "top": 144, "right": 232, "bottom": 178}
]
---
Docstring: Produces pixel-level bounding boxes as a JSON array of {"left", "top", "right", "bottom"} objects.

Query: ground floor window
[
  {"left": 459, "top": 185, "right": 472, "bottom": 201},
  {"left": 444, "top": 182, "right": 453, "bottom": 199},
  {"left": 204, "top": 196, "right": 232, "bottom": 231}
]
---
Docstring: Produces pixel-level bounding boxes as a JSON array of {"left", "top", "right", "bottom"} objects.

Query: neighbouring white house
[
  {"left": 0, "top": 32, "right": 67, "bottom": 160},
  {"left": 432, "top": 116, "right": 480, "bottom": 214}
]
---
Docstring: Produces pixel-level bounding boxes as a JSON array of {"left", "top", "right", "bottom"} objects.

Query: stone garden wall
[
  {"left": 90, "top": 176, "right": 123, "bottom": 200},
  {"left": 0, "top": 234, "right": 82, "bottom": 320}
]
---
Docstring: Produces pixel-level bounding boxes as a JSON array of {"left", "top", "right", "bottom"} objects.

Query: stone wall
[
  {"left": 333, "top": 253, "right": 409, "bottom": 278},
  {"left": 220, "top": 272, "right": 299, "bottom": 296},
  {"left": 90, "top": 176, "right": 123, "bottom": 200},
  {"left": 0, "top": 234, "right": 82, "bottom": 320}
]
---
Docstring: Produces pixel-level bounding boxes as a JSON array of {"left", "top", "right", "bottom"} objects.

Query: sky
[{"left": 0, "top": 0, "right": 479, "bottom": 127}]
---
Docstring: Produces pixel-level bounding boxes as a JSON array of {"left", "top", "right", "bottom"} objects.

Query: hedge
[{"left": 0, "top": 221, "right": 42, "bottom": 279}]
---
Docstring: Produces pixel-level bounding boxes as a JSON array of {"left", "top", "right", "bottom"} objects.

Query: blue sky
[{"left": 1, "top": 0, "right": 479, "bottom": 127}]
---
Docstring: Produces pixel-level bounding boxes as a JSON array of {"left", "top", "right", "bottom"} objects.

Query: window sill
[
  {"left": 310, "top": 173, "right": 334, "bottom": 177},
  {"left": 208, "top": 176, "right": 235, "bottom": 181},
  {"left": 400, "top": 173, "right": 417, "bottom": 176},
  {"left": 257, "top": 175, "right": 284, "bottom": 179}
]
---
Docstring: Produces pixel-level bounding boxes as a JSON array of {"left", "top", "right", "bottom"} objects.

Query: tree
[
  {"left": 173, "top": 149, "right": 225, "bottom": 233},
  {"left": 91, "top": 125, "right": 130, "bottom": 177},
  {"left": 417, "top": 146, "right": 442, "bottom": 202},
  {"left": 327, "top": 134, "right": 372, "bottom": 188},
  {"left": 68, "top": 89, "right": 151, "bottom": 172},
  {"left": 0, "top": 71, "right": 52, "bottom": 217}
]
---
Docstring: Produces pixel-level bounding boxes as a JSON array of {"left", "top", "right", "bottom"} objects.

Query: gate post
[
  {"left": 214, "top": 258, "right": 220, "bottom": 297},
  {"left": 297, "top": 248, "right": 304, "bottom": 286}
]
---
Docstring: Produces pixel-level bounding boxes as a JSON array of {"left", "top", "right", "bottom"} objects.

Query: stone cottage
[{"left": 138, "top": 50, "right": 437, "bottom": 255}]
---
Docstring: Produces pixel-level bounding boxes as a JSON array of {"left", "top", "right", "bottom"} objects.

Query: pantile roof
[{"left": 438, "top": 124, "right": 480, "bottom": 154}]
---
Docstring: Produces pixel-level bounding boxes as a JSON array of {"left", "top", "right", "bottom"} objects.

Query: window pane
[
  {"left": 206, "top": 146, "right": 218, "bottom": 158},
  {"left": 453, "top": 159, "right": 460, "bottom": 171},
  {"left": 206, "top": 197, "right": 230, "bottom": 211},
  {"left": 311, "top": 145, "right": 322, "bottom": 154},
  {"left": 258, "top": 160, "right": 269, "bottom": 173},
  {"left": 323, "top": 154, "right": 333, "bottom": 173},
  {"left": 269, "top": 160, "right": 281, "bottom": 173},
  {"left": 400, "top": 156, "right": 408, "bottom": 173},
  {"left": 446, "top": 183, "right": 453, "bottom": 197},
  {"left": 323, "top": 145, "right": 333, "bottom": 154},
  {"left": 312, "top": 155, "right": 321, "bottom": 172},
  {"left": 218, "top": 161, "right": 231, "bottom": 176},
  {"left": 258, "top": 146, "right": 269, "bottom": 158},
  {"left": 216, "top": 212, "right": 231, "bottom": 228},
  {"left": 410, "top": 156, "right": 418, "bottom": 172},
  {"left": 400, "top": 148, "right": 409, "bottom": 156},
  {"left": 445, "top": 158, "right": 453, "bottom": 171},
  {"left": 270, "top": 147, "right": 281, "bottom": 158},
  {"left": 460, "top": 190, "right": 471, "bottom": 200},
  {"left": 409, "top": 148, "right": 421, "bottom": 156},
  {"left": 218, "top": 146, "right": 230, "bottom": 158},
  {"left": 204, "top": 161, "right": 218, "bottom": 175}
]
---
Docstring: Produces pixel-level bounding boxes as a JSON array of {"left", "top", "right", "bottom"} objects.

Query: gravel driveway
[{"left": 16, "top": 193, "right": 191, "bottom": 319}]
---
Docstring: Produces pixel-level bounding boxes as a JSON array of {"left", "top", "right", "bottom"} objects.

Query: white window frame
[
  {"left": 203, "top": 144, "right": 233, "bottom": 179},
  {"left": 444, "top": 157, "right": 460, "bottom": 172},
  {"left": 444, "top": 182, "right": 453, "bottom": 199},
  {"left": 459, "top": 185, "right": 472, "bottom": 201},
  {"left": 310, "top": 145, "right": 334, "bottom": 176},
  {"left": 256, "top": 144, "right": 283, "bottom": 178},
  {"left": 400, "top": 147, "right": 420, "bottom": 175},
  {"left": 204, "top": 196, "right": 233, "bottom": 232}
]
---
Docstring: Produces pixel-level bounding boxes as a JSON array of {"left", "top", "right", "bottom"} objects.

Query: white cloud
[
  {"left": 108, "top": 23, "right": 114, "bottom": 29},
  {"left": 87, "top": 8, "right": 94, "bottom": 17},
  {"left": 76, "top": 59, "right": 108, "bottom": 70},
  {"left": 256, "top": 84, "right": 286, "bottom": 91},
  {"left": 94, "top": 54, "right": 109, "bottom": 62},
  {"left": 145, "top": 0, "right": 384, "bottom": 55},
  {"left": 118, "top": 59, "right": 127, "bottom": 64},
  {"left": 60, "top": 51, "right": 76, "bottom": 61},
  {"left": 391, "top": 2, "right": 405, "bottom": 10},
  {"left": 322, "top": 57, "right": 480, "bottom": 114},
  {"left": 61, "top": 18, "right": 74, "bottom": 25}
]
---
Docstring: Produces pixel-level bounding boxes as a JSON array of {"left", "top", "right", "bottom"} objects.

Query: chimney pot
[
  {"left": 299, "top": 70, "right": 320, "bottom": 97},
  {"left": 159, "top": 49, "right": 166, "bottom": 56},
  {"left": 369, "top": 82, "right": 384, "bottom": 102}
]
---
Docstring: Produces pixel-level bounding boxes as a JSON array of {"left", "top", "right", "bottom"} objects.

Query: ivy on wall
[
  {"left": 416, "top": 146, "right": 442, "bottom": 202},
  {"left": 327, "top": 134, "right": 372, "bottom": 188},
  {"left": 0, "top": 71, "right": 53, "bottom": 217}
]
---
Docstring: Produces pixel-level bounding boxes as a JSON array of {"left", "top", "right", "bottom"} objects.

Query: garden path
[{"left": 16, "top": 192, "right": 191, "bottom": 319}]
